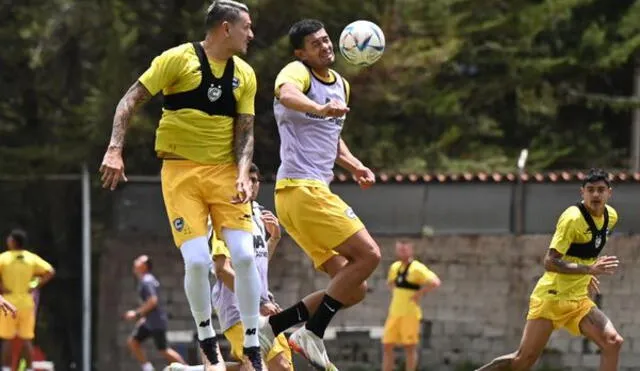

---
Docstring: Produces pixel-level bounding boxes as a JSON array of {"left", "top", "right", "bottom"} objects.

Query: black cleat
[
  {"left": 243, "top": 346, "right": 263, "bottom": 371},
  {"left": 199, "top": 337, "right": 220, "bottom": 365}
]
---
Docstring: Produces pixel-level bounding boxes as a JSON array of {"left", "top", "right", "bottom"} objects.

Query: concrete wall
[
  {"left": 97, "top": 234, "right": 640, "bottom": 371},
  {"left": 112, "top": 182, "right": 640, "bottom": 236}
]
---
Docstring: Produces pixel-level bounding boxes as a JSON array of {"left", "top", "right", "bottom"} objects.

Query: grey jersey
[
  {"left": 274, "top": 62, "right": 348, "bottom": 185},
  {"left": 138, "top": 273, "right": 168, "bottom": 330},
  {"left": 211, "top": 201, "right": 271, "bottom": 332}
]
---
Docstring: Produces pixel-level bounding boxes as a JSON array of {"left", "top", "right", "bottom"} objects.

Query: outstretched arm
[
  {"left": 100, "top": 81, "right": 152, "bottom": 190},
  {"left": 108, "top": 81, "right": 152, "bottom": 150}
]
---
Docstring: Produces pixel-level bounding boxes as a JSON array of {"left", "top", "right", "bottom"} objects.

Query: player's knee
[
  {"left": 181, "top": 238, "right": 213, "bottom": 272},
  {"left": 229, "top": 247, "right": 254, "bottom": 271},
  {"left": 126, "top": 337, "right": 139, "bottom": 348},
  {"left": 602, "top": 333, "right": 624, "bottom": 353},
  {"left": 268, "top": 355, "right": 292, "bottom": 371}
]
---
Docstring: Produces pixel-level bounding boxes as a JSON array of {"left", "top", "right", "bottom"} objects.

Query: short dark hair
[
  {"left": 8, "top": 229, "right": 27, "bottom": 249},
  {"left": 145, "top": 257, "right": 153, "bottom": 272},
  {"left": 582, "top": 168, "right": 611, "bottom": 188},
  {"left": 205, "top": 0, "right": 249, "bottom": 30},
  {"left": 288, "top": 19, "right": 325, "bottom": 50},
  {"left": 249, "top": 163, "right": 260, "bottom": 175}
]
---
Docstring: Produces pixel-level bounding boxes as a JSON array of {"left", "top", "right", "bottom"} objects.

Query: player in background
[
  {"left": 475, "top": 169, "right": 623, "bottom": 371},
  {"left": 382, "top": 240, "right": 441, "bottom": 371},
  {"left": 0, "top": 229, "right": 55, "bottom": 371},
  {"left": 99, "top": 1, "right": 264, "bottom": 368},
  {"left": 258, "top": 19, "right": 381, "bottom": 370},
  {"left": 125, "top": 255, "right": 186, "bottom": 371},
  {"left": 165, "top": 164, "right": 292, "bottom": 370}
]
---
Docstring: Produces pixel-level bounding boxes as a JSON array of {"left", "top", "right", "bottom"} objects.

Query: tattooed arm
[
  {"left": 544, "top": 249, "right": 619, "bottom": 275},
  {"left": 100, "top": 81, "right": 152, "bottom": 190},
  {"left": 108, "top": 81, "right": 153, "bottom": 150},
  {"left": 543, "top": 249, "right": 593, "bottom": 274},
  {"left": 231, "top": 113, "right": 255, "bottom": 203}
]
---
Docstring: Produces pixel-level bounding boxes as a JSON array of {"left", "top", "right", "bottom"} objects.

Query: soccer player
[
  {"left": 0, "top": 229, "right": 55, "bottom": 371},
  {"left": 166, "top": 164, "right": 292, "bottom": 371},
  {"left": 99, "top": 1, "right": 265, "bottom": 368},
  {"left": 382, "top": 240, "right": 441, "bottom": 371},
  {"left": 475, "top": 168, "right": 623, "bottom": 371},
  {"left": 257, "top": 19, "right": 382, "bottom": 370},
  {"left": 125, "top": 255, "right": 186, "bottom": 370}
]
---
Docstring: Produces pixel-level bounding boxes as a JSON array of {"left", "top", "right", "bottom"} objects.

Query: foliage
[{"left": 1, "top": 0, "right": 639, "bottom": 175}]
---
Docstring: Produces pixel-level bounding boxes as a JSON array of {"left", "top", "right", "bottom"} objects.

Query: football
[{"left": 338, "top": 20, "right": 386, "bottom": 67}]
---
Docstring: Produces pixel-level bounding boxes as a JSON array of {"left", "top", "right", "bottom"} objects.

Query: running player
[
  {"left": 258, "top": 19, "right": 382, "bottom": 370},
  {"left": 475, "top": 168, "right": 623, "bottom": 371},
  {"left": 99, "top": 1, "right": 264, "bottom": 368},
  {"left": 125, "top": 255, "right": 186, "bottom": 370},
  {"left": 0, "top": 229, "right": 55, "bottom": 371},
  {"left": 382, "top": 240, "right": 441, "bottom": 371},
  {"left": 165, "top": 164, "right": 292, "bottom": 371}
]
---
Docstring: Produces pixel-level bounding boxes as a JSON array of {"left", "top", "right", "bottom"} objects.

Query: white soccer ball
[{"left": 338, "top": 20, "right": 386, "bottom": 67}]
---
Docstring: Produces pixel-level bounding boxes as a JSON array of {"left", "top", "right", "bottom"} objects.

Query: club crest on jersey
[
  {"left": 173, "top": 217, "right": 185, "bottom": 232},
  {"left": 207, "top": 84, "right": 222, "bottom": 102},
  {"left": 345, "top": 207, "right": 357, "bottom": 219},
  {"left": 594, "top": 235, "right": 602, "bottom": 249}
]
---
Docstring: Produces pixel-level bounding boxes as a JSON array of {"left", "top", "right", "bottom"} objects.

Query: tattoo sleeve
[
  {"left": 544, "top": 248, "right": 592, "bottom": 275},
  {"left": 109, "top": 81, "right": 152, "bottom": 149},
  {"left": 233, "top": 113, "right": 254, "bottom": 173}
]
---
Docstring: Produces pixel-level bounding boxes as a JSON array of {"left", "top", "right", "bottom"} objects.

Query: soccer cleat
[
  {"left": 243, "top": 346, "right": 264, "bottom": 371},
  {"left": 288, "top": 327, "right": 339, "bottom": 371},
  {"left": 257, "top": 316, "right": 276, "bottom": 355},
  {"left": 199, "top": 337, "right": 223, "bottom": 368}
]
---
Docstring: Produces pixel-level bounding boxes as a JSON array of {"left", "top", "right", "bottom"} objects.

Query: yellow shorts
[
  {"left": 274, "top": 185, "right": 364, "bottom": 269},
  {"left": 161, "top": 160, "right": 252, "bottom": 247},
  {"left": 526, "top": 296, "right": 596, "bottom": 336},
  {"left": 382, "top": 315, "right": 421, "bottom": 345},
  {"left": 0, "top": 307, "right": 35, "bottom": 340},
  {"left": 224, "top": 322, "right": 293, "bottom": 364}
]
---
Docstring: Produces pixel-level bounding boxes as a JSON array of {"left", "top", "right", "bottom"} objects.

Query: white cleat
[
  {"left": 288, "top": 327, "right": 338, "bottom": 371},
  {"left": 162, "top": 363, "right": 186, "bottom": 371},
  {"left": 257, "top": 315, "right": 276, "bottom": 355}
]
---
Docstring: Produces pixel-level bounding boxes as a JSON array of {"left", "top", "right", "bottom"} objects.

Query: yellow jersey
[
  {"left": 387, "top": 260, "right": 438, "bottom": 319},
  {"left": 139, "top": 42, "right": 257, "bottom": 164},
  {"left": 0, "top": 250, "right": 53, "bottom": 309},
  {"left": 531, "top": 204, "right": 618, "bottom": 301}
]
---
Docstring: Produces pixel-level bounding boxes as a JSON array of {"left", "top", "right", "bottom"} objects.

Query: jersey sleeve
[
  {"left": 138, "top": 48, "right": 186, "bottom": 96},
  {"left": 274, "top": 62, "right": 311, "bottom": 97},
  {"left": 236, "top": 63, "right": 257, "bottom": 115},
  {"left": 549, "top": 208, "right": 578, "bottom": 255},
  {"left": 32, "top": 254, "right": 53, "bottom": 275},
  {"left": 343, "top": 77, "right": 351, "bottom": 104},
  {"left": 415, "top": 264, "right": 438, "bottom": 286},
  {"left": 387, "top": 263, "right": 397, "bottom": 283},
  {"left": 140, "top": 280, "right": 158, "bottom": 299}
]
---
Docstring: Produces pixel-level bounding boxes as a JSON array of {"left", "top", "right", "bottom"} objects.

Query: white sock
[
  {"left": 3, "top": 367, "right": 11, "bottom": 371},
  {"left": 223, "top": 228, "right": 261, "bottom": 348},
  {"left": 141, "top": 362, "right": 154, "bottom": 371},
  {"left": 181, "top": 236, "right": 216, "bottom": 340},
  {"left": 184, "top": 366, "right": 205, "bottom": 371}
]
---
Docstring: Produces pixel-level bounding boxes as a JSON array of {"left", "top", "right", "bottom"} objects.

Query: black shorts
[{"left": 131, "top": 323, "right": 168, "bottom": 350}]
